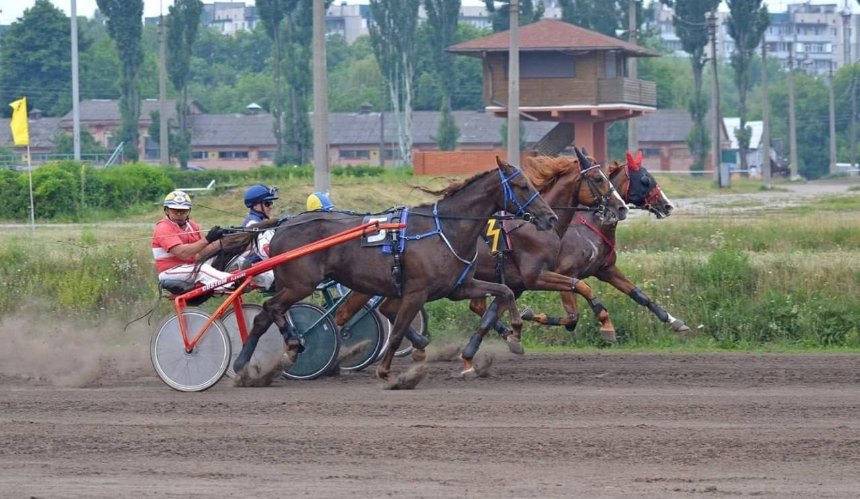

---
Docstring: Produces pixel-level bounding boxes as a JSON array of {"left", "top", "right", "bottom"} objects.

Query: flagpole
[{"left": 27, "top": 144, "right": 34, "bottom": 232}]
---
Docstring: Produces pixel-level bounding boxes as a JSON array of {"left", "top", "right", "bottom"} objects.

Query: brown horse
[
  {"left": 215, "top": 159, "right": 557, "bottom": 383},
  {"left": 337, "top": 148, "right": 629, "bottom": 375},
  {"left": 522, "top": 150, "right": 691, "bottom": 341}
]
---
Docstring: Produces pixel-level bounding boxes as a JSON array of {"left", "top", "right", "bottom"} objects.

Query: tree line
[{"left": 0, "top": 0, "right": 857, "bottom": 178}]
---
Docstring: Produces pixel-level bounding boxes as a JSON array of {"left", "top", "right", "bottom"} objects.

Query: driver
[{"left": 151, "top": 189, "right": 231, "bottom": 291}]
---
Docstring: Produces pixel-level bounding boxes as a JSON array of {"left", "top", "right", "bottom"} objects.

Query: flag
[{"left": 9, "top": 97, "right": 29, "bottom": 146}]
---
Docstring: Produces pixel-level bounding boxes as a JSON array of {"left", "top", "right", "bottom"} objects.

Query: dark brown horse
[
  {"left": 522, "top": 150, "right": 691, "bottom": 341},
  {"left": 337, "top": 148, "right": 629, "bottom": 375},
  {"left": 216, "top": 160, "right": 557, "bottom": 382}
]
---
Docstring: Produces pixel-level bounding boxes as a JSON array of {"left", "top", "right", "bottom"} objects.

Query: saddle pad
[{"left": 360, "top": 208, "right": 407, "bottom": 253}]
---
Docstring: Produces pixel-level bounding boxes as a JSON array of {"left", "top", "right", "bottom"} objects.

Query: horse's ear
[
  {"left": 625, "top": 152, "right": 635, "bottom": 168},
  {"left": 574, "top": 146, "right": 589, "bottom": 167},
  {"left": 495, "top": 155, "right": 506, "bottom": 168},
  {"left": 635, "top": 150, "right": 643, "bottom": 167}
]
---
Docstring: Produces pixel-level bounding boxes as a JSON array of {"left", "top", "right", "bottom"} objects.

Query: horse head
[
  {"left": 495, "top": 156, "right": 557, "bottom": 231},
  {"left": 614, "top": 150, "right": 675, "bottom": 219},
  {"left": 572, "top": 147, "right": 628, "bottom": 224}
]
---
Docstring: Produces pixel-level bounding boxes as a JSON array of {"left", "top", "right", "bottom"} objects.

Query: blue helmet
[
  {"left": 244, "top": 184, "right": 279, "bottom": 208},
  {"left": 306, "top": 191, "right": 334, "bottom": 211}
]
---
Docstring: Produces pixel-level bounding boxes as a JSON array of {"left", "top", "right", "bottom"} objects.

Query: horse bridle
[
  {"left": 575, "top": 163, "right": 619, "bottom": 218},
  {"left": 618, "top": 163, "right": 666, "bottom": 214},
  {"left": 499, "top": 167, "right": 542, "bottom": 222}
]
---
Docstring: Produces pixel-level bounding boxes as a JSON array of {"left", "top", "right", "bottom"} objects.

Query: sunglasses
[{"left": 263, "top": 201, "right": 273, "bottom": 208}]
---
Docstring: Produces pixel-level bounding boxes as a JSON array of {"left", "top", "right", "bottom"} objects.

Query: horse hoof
[
  {"left": 520, "top": 307, "right": 534, "bottom": 321},
  {"left": 505, "top": 336, "right": 525, "bottom": 355},
  {"left": 671, "top": 320, "right": 691, "bottom": 333},
  {"left": 411, "top": 348, "right": 426, "bottom": 362},
  {"left": 601, "top": 331, "right": 617, "bottom": 343},
  {"left": 457, "top": 367, "right": 477, "bottom": 378},
  {"left": 375, "top": 367, "right": 390, "bottom": 380}
]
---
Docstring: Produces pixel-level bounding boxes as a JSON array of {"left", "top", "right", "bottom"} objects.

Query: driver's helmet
[
  {"left": 243, "top": 184, "right": 279, "bottom": 208},
  {"left": 306, "top": 191, "right": 334, "bottom": 211},
  {"left": 163, "top": 190, "right": 192, "bottom": 210}
]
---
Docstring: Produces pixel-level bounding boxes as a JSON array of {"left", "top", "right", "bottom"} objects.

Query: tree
[
  {"left": 483, "top": 0, "right": 544, "bottom": 33},
  {"left": 433, "top": 96, "right": 460, "bottom": 150},
  {"left": 660, "top": 0, "right": 720, "bottom": 172},
  {"left": 256, "top": 0, "right": 296, "bottom": 165},
  {"left": 96, "top": 0, "right": 145, "bottom": 162},
  {"left": 726, "top": 0, "right": 769, "bottom": 174},
  {"left": 558, "top": 0, "right": 626, "bottom": 37},
  {"left": 369, "top": 0, "right": 421, "bottom": 165},
  {"left": 0, "top": 0, "right": 91, "bottom": 117},
  {"left": 166, "top": 0, "right": 203, "bottom": 168}
]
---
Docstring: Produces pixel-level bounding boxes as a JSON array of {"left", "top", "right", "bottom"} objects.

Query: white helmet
[{"left": 163, "top": 190, "right": 192, "bottom": 210}]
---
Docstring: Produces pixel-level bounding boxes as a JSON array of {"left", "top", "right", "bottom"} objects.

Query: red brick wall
[{"left": 413, "top": 150, "right": 529, "bottom": 176}]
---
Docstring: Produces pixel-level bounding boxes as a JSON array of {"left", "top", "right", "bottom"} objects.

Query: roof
[
  {"left": 0, "top": 117, "right": 63, "bottom": 149},
  {"left": 723, "top": 118, "right": 763, "bottom": 150},
  {"left": 447, "top": 19, "right": 659, "bottom": 58},
  {"left": 188, "top": 110, "right": 555, "bottom": 148},
  {"left": 59, "top": 99, "right": 204, "bottom": 124},
  {"left": 635, "top": 109, "right": 729, "bottom": 143}
]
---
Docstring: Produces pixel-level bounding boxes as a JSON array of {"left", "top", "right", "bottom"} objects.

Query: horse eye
[{"left": 640, "top": 177, "right": 651, "bottom": 187}]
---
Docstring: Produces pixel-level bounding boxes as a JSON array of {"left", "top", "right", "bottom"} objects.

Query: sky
[{"left": 0, "top": 0, "right": 857, "bottom": 25}]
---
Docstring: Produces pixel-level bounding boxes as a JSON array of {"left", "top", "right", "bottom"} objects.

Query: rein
[{"left": 573, "top": 213, "right": 617, "bottom": 266}]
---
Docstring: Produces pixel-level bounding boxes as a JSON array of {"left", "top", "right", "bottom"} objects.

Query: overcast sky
[{"left": 1, "top": 0, "right": 856, "bottom": 26}]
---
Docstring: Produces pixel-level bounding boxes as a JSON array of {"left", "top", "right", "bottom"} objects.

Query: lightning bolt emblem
[{"left": 486, "top": 219, "right": 501, "bottom": 253}]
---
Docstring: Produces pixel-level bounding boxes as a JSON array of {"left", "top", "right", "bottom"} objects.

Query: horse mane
[
  {"left": 608, "top": 160, "right": 623, "bottom": 178},
  {"left": 521, "top": 155, "right": 578, "bottom": 191},
  {"left": 411, "top": 168, "right": 496, "bottom": 198}
]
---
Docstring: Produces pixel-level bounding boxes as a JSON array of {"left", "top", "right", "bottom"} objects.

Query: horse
[
  {"left": 211, "top": 159, "right": 558, "bottom": 383},
  {"left": 336, "top": 147, "right": 630, "bottom": 375},
  {"left": 521, "top": 150, "right": 691, "bottom": 341}
]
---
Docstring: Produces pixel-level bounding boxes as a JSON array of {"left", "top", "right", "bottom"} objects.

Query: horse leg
[
  {"left": 334, "top": 291, "right": 374, "bottom": 327},
  {"left": 595, "top": 266, "right": 691, "bottom": 336},
  {"left": 377, "top": 297, "right": 430, "bottom": 353},
  {"left": 572, "top": 280, "right": 616, "bottom": 343},
  {"left": 471, "top": 297, "right": 516, "bottom": 347},
  {"left": 447, "top": 279, "right": 520, "bottom": 375},
  {"left": 233, "top": 305, "right": 274, "bottom": 375},
  {"left": 520, "top": 289, "right": 580, "bottom": 331},
  {"left": 375, "top": 297, "right": 424, "bottom": 380}
]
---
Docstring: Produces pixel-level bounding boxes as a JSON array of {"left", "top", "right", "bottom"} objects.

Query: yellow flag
[{"left": 9, "top": 97, "right": 29, "bottom": 146}]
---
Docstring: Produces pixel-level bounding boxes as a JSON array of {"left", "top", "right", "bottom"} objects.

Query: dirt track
[{"left": 1, "top": 351, "right": 859, "bottom": 498}]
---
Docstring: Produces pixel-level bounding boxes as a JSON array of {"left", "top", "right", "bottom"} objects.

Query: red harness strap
[{"left": 573, "top": 213, "right": 616, "bottom": 267}]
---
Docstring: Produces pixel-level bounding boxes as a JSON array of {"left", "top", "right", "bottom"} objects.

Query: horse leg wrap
[
  {"left": 233, "top": 334, "right": 261, "bottom": 373},
  {"left": 279, "top": 322, "right": 304, "bottom": 353},
  {"left": 564, "top": 312, "right": 579, "bottom": 332},
  {"left": 404, "top": 326, "right": 431, "bottom": 350},
  {"left": 462, "top": 332, "right": 484, "bottom": 360},
  {"left": 587, "top": 298, "right": 606, "bottom": 316},
  {"left": 494, "top": 321, "right": 511, "bottom": 338},
  {"left": 629, "top": 287, "right": 669, "bottom": 322},
  {"left": 647, "top": 302, "right": 670, "bottom": 323},
  {"left": 479, "top": 301, "right": 501, "bottom": 331}
]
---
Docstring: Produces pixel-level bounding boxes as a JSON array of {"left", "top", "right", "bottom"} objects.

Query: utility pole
[
  {"left": 312, "top": 0, "right": 330, "bottom": 192},
  {"left": 507, "top": 0, "right": 520, "bottom": 164},
  {"left": 71, "top": 0, "right": 81, "bottom": 162},
  {"left": 829, "top": 62, "right": 837, "bottom": 175},
  {"left": 627, "top": 0, "right": 639, "bottom": 153},
  {"left": 708, "top": 11, "right": 725, "bottom": 186},
  {"left": 788, "top": 38, "right": 799, "bottom": 179},
  {"left": 158, "top": 14, "right": 169, "bottom": 166},
  {"left": 761, "top": 41, "right": 771, "bottom": 189},
  {"left": 843, "top": 4, "right": 855, "bottom": 169}
]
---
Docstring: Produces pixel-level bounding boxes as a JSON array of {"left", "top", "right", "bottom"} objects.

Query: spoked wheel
[
  {"left": 377, "top": 306, "right": 430, "bottom": 360},
  {"left": 283, "top": 302, "right": 340, "bottom": 380},
  {"left": 150, "top": 307, "right": 231, "bottom": 392},
  {"left": 338, "top": 304, "right": 386, "bottom": 372},
  {"left": 221, "top": 303, "right": 283, "bottom": 379}
]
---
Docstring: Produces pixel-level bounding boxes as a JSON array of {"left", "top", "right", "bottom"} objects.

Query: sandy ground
[{"left": 1, "top": 349, "right": 859, "bottom": 498}]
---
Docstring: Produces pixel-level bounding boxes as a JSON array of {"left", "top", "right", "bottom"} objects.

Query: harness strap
[
  {"left": 404, "top": 202, "right": 478, "bottom": 289},
  {"left": 574, "top": 213, "right": 616, "bottom": 266}
]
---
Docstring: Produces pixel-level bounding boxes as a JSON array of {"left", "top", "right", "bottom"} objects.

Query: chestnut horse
[
  {"left": 337, "top": 148, "right": 629, "bottom": 375},
  {"left": 212, "top": 160, "right": 557, "bottom": 382},
  {"left": 522, "top": 150, "right": 691, "bottom": 341}
]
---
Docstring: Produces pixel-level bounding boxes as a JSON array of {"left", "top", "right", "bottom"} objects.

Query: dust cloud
[{"left": 0, "top": 313, "right": 150, "bottom": 387}]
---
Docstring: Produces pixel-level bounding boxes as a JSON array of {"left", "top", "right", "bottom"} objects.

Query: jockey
[
  {"left": 151, "top": 189, "right": 232, "bottom": 291},
  {"left": 306, "top": 191, "right": 334, "bottom": 211},
  {"left": 234, "top": 184, "right": 280, "bottom": 291},
  {"left": 242, "top": 184, "right": 279, "bottom": 227}
]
